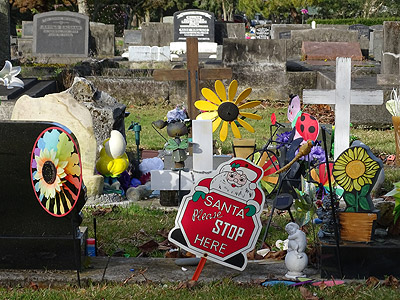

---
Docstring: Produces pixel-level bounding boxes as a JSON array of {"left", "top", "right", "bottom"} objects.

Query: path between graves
[{"left": 0, "top": 257, "right": 319, "bottom": 287}]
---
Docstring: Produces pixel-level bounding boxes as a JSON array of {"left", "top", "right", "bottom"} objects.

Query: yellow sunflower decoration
[
  {"left": 332, "top": 145, "right": 382, "bottom": 212},
  {"left": 195, "top": 80, "right": 262, "bottom": 142},
  {"left": 333, "top": 146, "right": 380, "bottom": 192}
]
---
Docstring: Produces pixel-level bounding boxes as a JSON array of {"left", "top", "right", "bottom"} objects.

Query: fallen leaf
[
  {"left": 265, "top": 250, "right": 287, "bottom": 260},
  {"left": 138, "top": 239, "right": 159, "bottom": 253},
  {"left": 383, "top": 275, "right": 399, "bottom": 288},
  {"left": 165, "top": 250, "right": 179, "bottom": 258},
  {"left": 176, "top": 280, "right": 198, "bottom": 290},
  {"left": 158, "top": 228, "right": 170, "bottom": 238},
  {"left": 366, "top": 276, "right": 380, "bottom": 288},
  {"left": 28, "top": 281, "right": 39, "bottom": 290},
  {"left": 299, "top": 286, "right": 321, "bottom": 300},
  {"left": 92, "top": 207, "right": 113, "bottom": 216}
]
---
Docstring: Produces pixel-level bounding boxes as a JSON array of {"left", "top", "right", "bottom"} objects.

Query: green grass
[
  {"left": 81, "top": 205, "right": 176, "bottom": 257},
  {"left": 1, "top": 279, "right": 399, "bottom": 299}
]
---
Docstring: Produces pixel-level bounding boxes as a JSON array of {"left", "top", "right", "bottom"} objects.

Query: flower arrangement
[
  {"left": 385, "top": 182, "right": 400, "bottom": 223},
  {"left": 386, "top": 88, "right": 400, "bottom": 117}
]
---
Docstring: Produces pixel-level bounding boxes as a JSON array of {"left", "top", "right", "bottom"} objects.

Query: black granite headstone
[
  {"left": 173, "top": 9, "right": 215, "bottom": 42},
  {"left": 255, "top": 25, "right": 271, "bottom": 39},
  {"left": 349, "top": 24, "right": 371, "bottom": 40},
  {"left": 0, "top": 121, "right": 87, "bottom": 270},
  {"left": 32, "top": 11, "right": 89, "bottom": 57}
]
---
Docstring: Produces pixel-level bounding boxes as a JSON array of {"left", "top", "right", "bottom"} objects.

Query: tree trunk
[
  {"left": 222, "top": 1, "right": 227, "bottom": 21},
  {"left": 145, "top": 10, "right": 150, "bottom": 23},
  {"left": 77, "top": 0, "right": 89, "bottom": 16}
]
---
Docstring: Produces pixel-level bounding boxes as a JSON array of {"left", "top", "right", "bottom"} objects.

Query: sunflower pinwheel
[{"left": 195, "top": 80, "right": 262, "bottom": 142}]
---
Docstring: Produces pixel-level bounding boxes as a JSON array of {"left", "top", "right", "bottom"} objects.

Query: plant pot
[
  {"left": 393, "top": 116, "right": 400, "bottom": 167},
  {"left": 339, "top": 212, "right": 377, "bottom": 242}
]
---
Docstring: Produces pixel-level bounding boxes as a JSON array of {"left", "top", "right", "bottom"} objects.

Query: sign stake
[{"left": 192, "top": 254, "right": 208, "bottom": 281}]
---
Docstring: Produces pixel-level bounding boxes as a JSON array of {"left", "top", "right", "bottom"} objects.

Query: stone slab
[
  {"left": 89, "top": 22, "right": 114, "bottom": 56},
  {"left": 140, "top": 22, "right": 173, "bottom": 47},
  {"left": 381, "top": 21, "right": 400, "bottom": 76},
  {"left": 128, "top": 46, "right": 170, "bottom": 62},
  {"left": 124, "top": 29, "right": 142, "bottom": 45},
  {"left": 270, "top": 24, "right": 310, "bottom": 39},
  {"left": 0, "top": 257, "right": 320, "bottom": 286},
  {"left": 17, "top": 37, "right": 32, "bottom": 56},
  {"left": 302, "top": 41, "right": 363, "bottom": 61}
]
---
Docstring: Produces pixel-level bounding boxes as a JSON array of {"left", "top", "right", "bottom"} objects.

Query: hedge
[{"left": 307, "top": 17, "right": 400, "bottom": 26}]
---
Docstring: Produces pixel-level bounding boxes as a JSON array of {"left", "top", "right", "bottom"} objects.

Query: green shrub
[{"left": 308, "top": 17, "right": 400, "bottom": 26}]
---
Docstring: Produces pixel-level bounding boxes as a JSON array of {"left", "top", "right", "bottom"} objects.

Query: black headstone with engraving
[
  {"left": 0, "top": 121, "right": 87, "bottom": 270},
  {"left": 349, "top": 24, "right": 371, "bottom": 40},
  {"left": 255, "top": 25, "right": 271, "bottom": 39},
  {"left": 173, "top": 9, "right": 215, "bottom": 42},
  {"left": 33, "top": 11, "right": 89, "bottom": 57}
]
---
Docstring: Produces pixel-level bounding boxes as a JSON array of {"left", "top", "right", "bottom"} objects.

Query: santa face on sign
[{"left": 210, "top": 169, "right": 255, "bottom": 201}]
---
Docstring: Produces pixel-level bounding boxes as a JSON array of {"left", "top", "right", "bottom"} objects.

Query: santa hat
[{"left": 221, "top": 159, "right": 263, "bottom": 190}]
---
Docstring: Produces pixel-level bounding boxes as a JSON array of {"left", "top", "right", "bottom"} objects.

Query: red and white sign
[{"left": 169, "top": 158, "right": 265, "bottom": 271}]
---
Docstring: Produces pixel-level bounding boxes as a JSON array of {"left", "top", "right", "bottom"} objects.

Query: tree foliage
[{"left": 9, "top": 0, "right": 77, "bottom": 13}]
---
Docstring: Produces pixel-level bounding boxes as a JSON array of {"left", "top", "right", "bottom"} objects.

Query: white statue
[{"left": 284, "top": 222, "right": 308, "bottom": 279}]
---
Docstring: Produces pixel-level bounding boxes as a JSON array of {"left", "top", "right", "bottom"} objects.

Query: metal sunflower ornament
[{"left": 195, "top": 80, "right": 262, "bottom": 142}]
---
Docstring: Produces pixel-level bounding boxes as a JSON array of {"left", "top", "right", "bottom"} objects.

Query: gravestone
[
  {"left": 349, "top": 24, "right": 371, "bottom": 39},
  {"left": 140, "top": 22, "right": 173, "bottom": 47},
  {"left": 370, "top": 29, "right": 383, "bottom": 61},
  {"left": 0, "top": 121, "right": 87, "bottom": 269},
  {"left": 377, "top": 21, "right": 400, "bottom": 86},
  {"left": 22, "top": 20, "right": 33, "bottom": 37},
  {"left": 89, "top": 22, "right": 114, "bottom": 56},
  {"left": 279, "top": 31, "right": 291, "bottom": 39},
  {"left": 33, "top": 11, "right": 89, "bottom": 57},
  {"left": 302, "top": 41, "right": 363, "bottom": 61},
  {"left": 124, "top": 29, "right": 142, "bottom": 46},
  {"left": 11, "top": 81, "right": 107, "bottom": 196},
  {"left": 303, "top": 57, "right": 383, "bottom": 160},
  {"left": 255, "top": 24, "right": 271, "bottom": 39},
  {"left": 128, "top": 45, "right": 170, "bottom": 62},
  {"left": 163, "top": 16, "right": 174, "bottom": 24},
  {"left": 173, "top": 9, "right": 215, "bottom": 42},
  {"left": 0, "top": 0, "right": 10, "bottom": 65}
]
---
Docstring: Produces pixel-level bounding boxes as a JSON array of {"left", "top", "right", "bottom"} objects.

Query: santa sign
[{"left": 169, "top": 158, "right": 265, "bottom": 271}]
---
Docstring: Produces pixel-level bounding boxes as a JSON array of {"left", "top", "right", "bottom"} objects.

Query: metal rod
[
  {"left": 94, "top": 217, "right": 98, "bottom": 256},
  {"left": 321, "top": 126, "right": 343, "bottom": 278},
  {"left": 71, "top": 218, "right": 81, "bottom": 287}
]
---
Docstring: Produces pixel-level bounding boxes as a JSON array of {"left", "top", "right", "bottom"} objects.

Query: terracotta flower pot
[
  {"left": 339, "top": 212, "right": 377, "bottom": 242},
  {"left": 393, "top": 116, "right": 400, "bottom": 167}
]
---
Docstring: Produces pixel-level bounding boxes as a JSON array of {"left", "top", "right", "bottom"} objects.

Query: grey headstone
[
  {"left": 382, "top": 21, "right": 400, "bottom": 75},
  {"left": 22, "top": 21, "right": 33, "bottom": 38},
  {"left": 89, "top": 22, "right": 114, "bottom": 56},
  {"left": 162, "top": 16, "right": 174, "bottom": 24},
  {"left": 33, "top": 11, "right": 89, "bottom": 57},
  {"left": 140, "top": 22, "right": 173, "bottom": 47},
  {"left": 349, "top": 24, "right": 371, "bottom": 40},
  {"left": 0, "top": 0, "right": 10, "bottom": 64},
  {"left": 124, "top": 29, "right": 142, "bottom": 45},
  {"left": 370, "top": 29, "right": 383, "bottom": 61},
  {"left": 17, "top": 38, "right": 32, "bottom": 56},
  {"left": 173, "top": 9, "right": 215, "bottom": 42}
]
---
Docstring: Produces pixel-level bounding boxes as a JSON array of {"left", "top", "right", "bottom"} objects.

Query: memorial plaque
[
  {"left": 33, "top": 11, "right": 89, "bottom": 57},
  {"left": 174, "top": 9, "right": 215, "bottom": 42},
  {"left": 349, "top": 24, "right": 371, "bottom": 40},
  {"left": 255, "top": 25, "right": 271, "bottom": 39},
  {"left": 279, "top": 31, "right": 291, "bottom": 39}
]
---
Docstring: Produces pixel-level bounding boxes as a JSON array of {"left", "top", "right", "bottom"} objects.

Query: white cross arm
[
  {"left": 151, "top": 170, "right": 216, "bottom": 190},
  {"left": 303, "top": 89, "right": 383, "bottom": 105}
]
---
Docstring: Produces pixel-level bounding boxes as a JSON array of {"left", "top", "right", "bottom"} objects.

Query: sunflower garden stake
[
  {"left": 195, "top": 80, "right": 262, "bottom": 142},
  {"left": 386, "top": 88, "right": 400, "bottom": 166},
  {"left": 332, "top": 142, "right": 383, "bottom": 242}
]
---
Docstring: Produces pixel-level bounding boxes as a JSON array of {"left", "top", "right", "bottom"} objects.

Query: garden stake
[
  {"left": 94, "top": 217, "right": 98, "bottom": 256},
  {"left": 321, "top": 126, "right": 343, "bottom": 278},
  {"left": 192, "top": 254, "right": 208, "bottom": 281}
]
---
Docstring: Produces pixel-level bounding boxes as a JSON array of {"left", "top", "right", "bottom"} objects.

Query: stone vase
[{"left": 393, "top": 116, "right": 400, "bottom": 167}]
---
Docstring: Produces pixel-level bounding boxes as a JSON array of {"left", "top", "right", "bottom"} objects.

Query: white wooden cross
[
  {"left": 151, "top": 120, "right": 217, "bottom": 191},
  {"left": 303, "top": 57, "right": 383, "bottom": 160}
]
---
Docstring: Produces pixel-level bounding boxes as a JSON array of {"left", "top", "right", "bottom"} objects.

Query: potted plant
[
  {"left": 385, "top": 181, "right": 400, "bottom": 235},
  {"left": 386, "top": 88, "right": 400, "bottom": 166},
  {"left": 332, "top": 142, "right": 383, "bottom": 242}
]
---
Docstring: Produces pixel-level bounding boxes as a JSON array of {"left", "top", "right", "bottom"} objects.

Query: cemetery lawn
[
  {"left": 125, "top": 103, "right": 400, "bottom": 196},
  {"left": 1, "top": 278, "right": 400, "bottom": 299}
]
